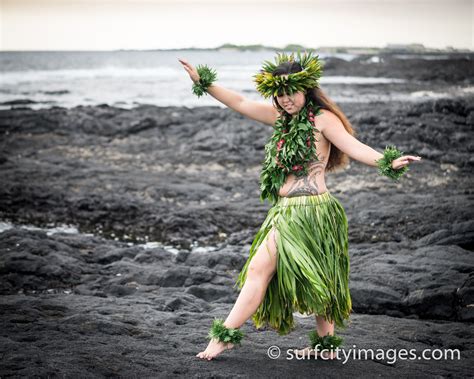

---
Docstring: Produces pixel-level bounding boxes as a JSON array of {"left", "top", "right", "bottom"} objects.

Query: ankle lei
[
  {"left": 309, "top": 331, "right": 344, "bottom": 352},
  {"left": 208, "top": 318, "right": 244, "bottom": 345},
  {"left": 259, "top": 100, "right": 321, "bottom": 205}
]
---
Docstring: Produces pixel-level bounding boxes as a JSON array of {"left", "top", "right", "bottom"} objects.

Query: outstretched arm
[
  {"left": 318, "top": 110, "right": 421, "bottom": 169},
  {"left": 207, "top": 84, "right": 279, "bottom": 126},
  {"left": 178, "top": 58, "right": 279, "bottom": 126}
]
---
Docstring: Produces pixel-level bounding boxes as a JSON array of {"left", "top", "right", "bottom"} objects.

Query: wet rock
[
  {"left": 185, "top": 283, "right": 234, "bottom": 302},
  {"left": 158, "top": 266, "right": 190, "bottom": 287},
  {"left": 0, "top": 54, "right": 473, "bottom": 376}
]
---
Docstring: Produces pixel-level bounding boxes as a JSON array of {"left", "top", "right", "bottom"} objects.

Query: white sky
[{"left": 1, "top": 0, "right": 472, "bottom": 51}]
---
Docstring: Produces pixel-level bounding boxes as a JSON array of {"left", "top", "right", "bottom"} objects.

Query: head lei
[{"left": 253, "top": 50, "right": 323, "bottom": 99}]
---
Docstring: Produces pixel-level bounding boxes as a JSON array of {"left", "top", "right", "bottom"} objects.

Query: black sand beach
[{"left": 1, "top": 53, "right": 473, "bottom": 377}]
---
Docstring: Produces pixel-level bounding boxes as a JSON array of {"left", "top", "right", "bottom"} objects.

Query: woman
[{"left": 178, "top": 51, "right": 421, "bottom": 361}]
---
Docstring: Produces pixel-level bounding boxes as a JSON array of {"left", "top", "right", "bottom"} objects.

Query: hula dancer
[{"left": 179, "top": 51, "right": 422, "bottom": 361}]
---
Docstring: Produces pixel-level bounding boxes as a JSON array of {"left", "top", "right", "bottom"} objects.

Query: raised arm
[
  {"left": 208, "top": 84, "right": 279, "bottom": 126},
  {"left": 178, "top": 58, "right": 279, "bottom": 126},
  {"left": 317, "top": 110, "right": 421, "bottom": 169}
]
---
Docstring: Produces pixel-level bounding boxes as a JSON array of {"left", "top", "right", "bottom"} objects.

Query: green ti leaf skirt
[{"left": 234, "top": 191, "right": 353, "bottom": 336}]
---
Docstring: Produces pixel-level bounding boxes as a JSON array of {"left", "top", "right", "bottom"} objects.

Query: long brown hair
[{"left": 271, "top": 61, "right": 355, "bottom": 173}]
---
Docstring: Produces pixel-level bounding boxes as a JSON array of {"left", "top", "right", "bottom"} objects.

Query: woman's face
[{"left": 276, "top": 90, "right": 306, "bottom": 116}]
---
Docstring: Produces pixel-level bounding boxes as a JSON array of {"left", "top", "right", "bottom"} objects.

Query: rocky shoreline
[{"left": 1, "top": 55, "right": 473, "bottom": 376}]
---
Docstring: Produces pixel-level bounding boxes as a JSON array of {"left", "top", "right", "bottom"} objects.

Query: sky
[{"left": 1, "top": 0, "right": 472, "bottom": 51}]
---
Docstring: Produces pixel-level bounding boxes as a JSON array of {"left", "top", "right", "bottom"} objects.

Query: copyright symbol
[{"left": 267, "top": 345, "right": 281, "bottom": 359}]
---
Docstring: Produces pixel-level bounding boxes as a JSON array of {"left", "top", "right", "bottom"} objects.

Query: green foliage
[
  {"left": 208, "top": 318, "right": 244, "bottom": 345},
  {"left": 259, "top": 100, "right": 321, "bottom": 205},
  {"left": 192, "top": 64, "right": 218, "bottom": 98},
  {"left": 253, "top": 50, "right": 323, "bottom": 99},
  {"left": 376, "top": 145, "right": 409, "bottom": 180},
  {"left": 309, "top": 331, "right": 344, "bottom": 351}
]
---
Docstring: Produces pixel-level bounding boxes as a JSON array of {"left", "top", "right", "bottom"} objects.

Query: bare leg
[
  {"left": 315, "top": 315, "right": 337, "bottom": 359},
  {"left": 223, "top": 228, "right": 279, "bottom": 328},
  {"left": 315, "top": 315, "right": 335, "bottom": 336},
  {"left": 196, "top": 228, "right": 279, "bottom": 360}
]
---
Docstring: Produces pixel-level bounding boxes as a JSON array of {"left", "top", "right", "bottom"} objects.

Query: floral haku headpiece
[{"left": 253, "top": 50, "right": 323, "bottom": 99}]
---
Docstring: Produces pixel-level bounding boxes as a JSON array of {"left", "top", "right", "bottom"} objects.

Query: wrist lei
[
  {"left": 208, "top": 318, "right": 244, "bottom": 345},
  {"left": 309, "top": 331, "right": 344, "bottom": 352},
  {"left": 192, "top": 64, "right": 217, "bottom": 98},
  {"left": 375, "top": 145, "right": 409, "bottom": 180}
]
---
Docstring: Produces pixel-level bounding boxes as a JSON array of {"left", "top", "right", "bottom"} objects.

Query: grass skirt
[{"left": 235, "top": 191, "right": 352, "bottom": 335}]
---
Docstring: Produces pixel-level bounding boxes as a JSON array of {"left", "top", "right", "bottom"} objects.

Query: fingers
[
  {"left": 178, "top": 59, "right": 197, "bottom": 78},
  {"left": 179, "top": 61, "right": 192, "bottom": 75},
  {"left": 396, "top": 159, "right": 410, "bottom": 167},
  {"left": 395, "top": 155, "right": 422, "bottom": 167},
  {"left": 178, "top": 58, "right": 192, "bottom": 69},
  {"left": 394, "top": 155, "right": 423, "bottom": 169},
  {"left": 404, "top": 155, "right": 422, "bottom": 161}
]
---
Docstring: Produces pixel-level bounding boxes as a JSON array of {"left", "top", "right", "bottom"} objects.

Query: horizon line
[{"left": 1, "top": 44, "right": 472, "bottom": 53}]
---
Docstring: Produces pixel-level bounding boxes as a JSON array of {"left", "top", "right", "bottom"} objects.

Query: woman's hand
[
  {"left": 178, "top": 58, "right": 200, "bottom": 84},
  {"left": 391, "top": 155, "right": 422, "bottom": 170}
]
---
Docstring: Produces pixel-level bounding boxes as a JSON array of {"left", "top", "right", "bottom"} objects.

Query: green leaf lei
[
  {"left": 192, "top": 64, "right": 218, "bottom": 98},
  {"left": 253, "top": 51, "right": 323, "bottom": 99},
  {"left": 375, "top": 145, "right": 409, "bottom": 180},
  {"left": 260, "top": 99, "right": 321, "bottom": 205},
  {"left": 309, "top": 331, "right": 344, "bottom": 352},
  {"left": 208, "top": 318, "right": 244, "bottom": 345}
]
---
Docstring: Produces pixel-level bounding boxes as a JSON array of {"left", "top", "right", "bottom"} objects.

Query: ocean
[{"left": 0, "top": 50, "right": 419, "bottom": 110}]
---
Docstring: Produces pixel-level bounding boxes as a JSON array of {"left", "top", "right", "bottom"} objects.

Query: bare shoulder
[{"left": 315, "top": 109, "right": 343, "bottom": 133}]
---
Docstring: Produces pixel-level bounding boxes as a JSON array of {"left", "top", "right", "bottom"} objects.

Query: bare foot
[
  {"left": 196, "top": 338, "right": 235, "bottom": 361},
  {"left": 294, "top": 347, "right": 337, "bottom": 360}
]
